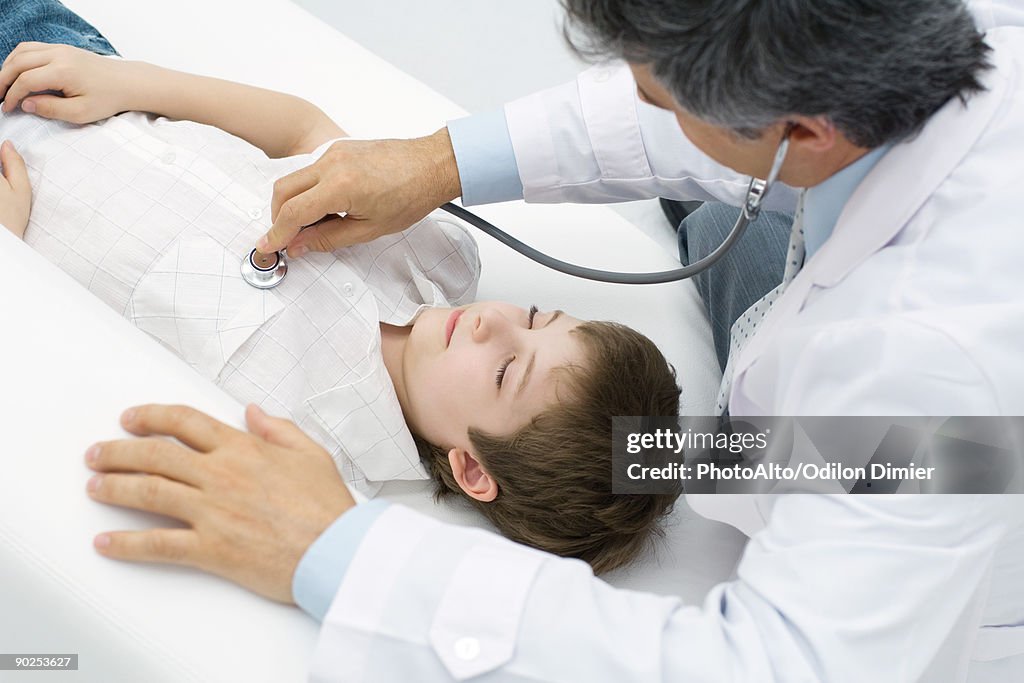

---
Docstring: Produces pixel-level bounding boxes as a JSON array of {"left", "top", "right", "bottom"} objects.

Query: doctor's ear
[
  {"left": 785, "top": 116, "right": 838, "bottom": 153},
  {"left": 448, "top": 447, "right": 499, "bottom": 503}
]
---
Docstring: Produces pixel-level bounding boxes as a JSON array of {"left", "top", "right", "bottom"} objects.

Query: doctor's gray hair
[{"left": 561, "top": 0, "right": 992, "bottom": 147}]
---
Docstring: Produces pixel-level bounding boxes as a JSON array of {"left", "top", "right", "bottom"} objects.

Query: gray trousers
[{"left": 678, "top": 203, "right": 795, "bottom": 373}]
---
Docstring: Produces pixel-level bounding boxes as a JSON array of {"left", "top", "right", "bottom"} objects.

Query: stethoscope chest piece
[{"left": 241, "top": 248, "right": 287, "bottom": 289}]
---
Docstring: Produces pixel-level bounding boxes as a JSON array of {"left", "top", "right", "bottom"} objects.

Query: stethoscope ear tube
[
  {"left": 442, "top": 130, "right": 793, "bottom": 285},
  {"left": 440, "top": 200, "right": 754, "bottom": 285}
]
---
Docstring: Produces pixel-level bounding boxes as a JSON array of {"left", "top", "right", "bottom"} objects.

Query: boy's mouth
[{"left": 445, "top": 309, "right": 464, "bottom": 348}]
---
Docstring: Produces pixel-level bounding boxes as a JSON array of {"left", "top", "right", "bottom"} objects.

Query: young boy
[{"left": 0, "top": 28, "right": 680, "bottom": 573}]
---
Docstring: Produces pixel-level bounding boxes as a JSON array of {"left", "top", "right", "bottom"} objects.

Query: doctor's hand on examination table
[
  {"left": 257, "top": 129, "right": 463, "bottom": 257},
  {"left": 84, "top": 404, "right": 356, "bottom": 604}
]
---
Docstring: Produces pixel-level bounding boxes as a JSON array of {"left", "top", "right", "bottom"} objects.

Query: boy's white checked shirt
[{"left": 0, "top": 111, "right": 481, "bottom": 496}]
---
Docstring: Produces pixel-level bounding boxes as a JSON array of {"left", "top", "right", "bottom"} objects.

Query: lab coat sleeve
[
  {"left": 502, "top": 62, "right": 800, "bottom": 212},
  {"left": 970, "top": 0, "right": 1024, "bottom": 31},
  {"left": 307, "top": 495, "right": 1011, "bottom": 683},
  {"left": 292, "top": 499, "right": 392, "bottom": 621}
]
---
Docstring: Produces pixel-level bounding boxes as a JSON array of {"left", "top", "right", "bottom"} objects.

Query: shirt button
[
  {"left": 342, "top": 282, "right": 354, "bottom": 297},
  {"left": 453, "top": 637, "right": 480, "bottom": 661},
  {"left": 160, "top": 149, "right": 176, "bottom": 164},
  {"left": 593, "top": 68, "right": 612, "bottom": 83},
  {"left": 248, "top": 207, "right": 264, "bottom": 221}
]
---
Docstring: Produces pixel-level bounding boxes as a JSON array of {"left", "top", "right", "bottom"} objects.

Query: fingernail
[
  {"left": 256, "top": 235, "right": 269, "bottom": 251},
  {"left": 94, "top": 534, "right": 111, "bottom": 549},
  {"left": 85, "top": 444, "right": 100, "bottom": 464},
  {"left": 121, "top": 408, "right": 136, "bottom": 425},
  {"left": 21, "top": 99, "right": 34, "bottom": 113},
  {"left": 87, "top": 475, "right": 103, "bottom": 493},
  {"left": 288, "top": 245, "right": 308, "bottom": 258}
]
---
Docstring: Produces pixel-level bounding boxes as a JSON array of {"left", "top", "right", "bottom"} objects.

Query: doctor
[{"left": 83, "top": 0, "right": 1024, "bottom": 681}]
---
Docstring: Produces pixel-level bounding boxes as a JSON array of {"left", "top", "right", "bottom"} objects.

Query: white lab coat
[{"left": 308, "top": 13, "right": 1024, "bottom": 683}]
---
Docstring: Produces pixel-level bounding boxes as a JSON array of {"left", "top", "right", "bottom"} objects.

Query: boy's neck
[{"left": 379, "top": 322, "right": 412, "bottom": 414}]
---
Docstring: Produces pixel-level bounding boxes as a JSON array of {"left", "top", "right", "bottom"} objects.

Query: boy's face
[{"left": 400, "top": 301, "right": 584, "bottom": 450}]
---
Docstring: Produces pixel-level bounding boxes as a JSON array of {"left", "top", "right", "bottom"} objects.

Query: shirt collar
[
  {"left": 305, "top": 353, "right": 428, "bottom": 495},
  {"left": 349, "top": 219, "right": 481, "bottom": 326},
  {"left": 305, "top": 217, "right": 481, "bottom": 495},
  {"left": 803, "top": 144, "right": 891, "bottom": 260}
]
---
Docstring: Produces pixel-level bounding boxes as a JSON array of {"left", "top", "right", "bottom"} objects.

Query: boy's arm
[
  {"left": 0, "top": 140, "right": 31, "bottom": 240},
  {"left": 119, "top": 62, "right": 345, "bottom": 158},
  {"left": 0, "top": 43, "right": 343, "bottom": 158}
]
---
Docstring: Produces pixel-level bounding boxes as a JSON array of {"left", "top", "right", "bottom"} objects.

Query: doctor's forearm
[{"left": 119, "top": 61, "right": 343, "bottom": 158}]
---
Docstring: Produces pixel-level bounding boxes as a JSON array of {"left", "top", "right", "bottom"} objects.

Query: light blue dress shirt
[
  {"left": 291, "top": 115, "right": 891, "bottom": 622},
  {"left": 446, "top": 109, "right": 524, "bottom": 205},
  {"left": 802, "top": 145, "right": 891, "bottom": 260}
]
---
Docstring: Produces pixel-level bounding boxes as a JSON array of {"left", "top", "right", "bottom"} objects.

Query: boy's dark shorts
[{"left": 0, "top": 0, "right": 118, "bottom": 65}]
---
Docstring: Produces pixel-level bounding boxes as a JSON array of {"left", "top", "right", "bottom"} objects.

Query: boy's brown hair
[{"left": 416, "top": 320, "right": 682, "bottom": 574}]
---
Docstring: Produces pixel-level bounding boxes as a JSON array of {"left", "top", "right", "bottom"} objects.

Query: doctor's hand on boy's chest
[
  {"left": 83, "top": 403, "right": 357, "bottom": 604},
  {"left": 0, "top": 140, "right": 30, "bottom": 238}
]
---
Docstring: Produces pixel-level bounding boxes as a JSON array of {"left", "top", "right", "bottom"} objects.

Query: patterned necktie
[{"left": 715, "top": 193, "right": 807, "bottom": 414}]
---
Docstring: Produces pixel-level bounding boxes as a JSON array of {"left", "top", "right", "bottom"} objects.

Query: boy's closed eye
[{"left": 496, "top": 305, "right": 541, "bottom": 388}]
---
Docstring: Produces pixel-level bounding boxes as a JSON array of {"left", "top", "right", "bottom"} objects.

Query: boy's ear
[{"left": 447, "top": 447, "right": 498, "bottom": 503}]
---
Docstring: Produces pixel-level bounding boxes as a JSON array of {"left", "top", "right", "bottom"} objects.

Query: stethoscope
[{"left": 241, "top": 130, "right": 792, "bottom": 288}]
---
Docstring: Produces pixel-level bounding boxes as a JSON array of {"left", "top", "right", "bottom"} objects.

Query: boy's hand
[
  {"left": 0, "top": 42, "right": 139, "bottom": 123},
  {"left": 0, "top": 140, "right": 31, "bottom": 238}
]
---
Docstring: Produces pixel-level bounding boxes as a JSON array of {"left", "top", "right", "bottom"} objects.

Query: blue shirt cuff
[
  {"left": 447, "top": 108, "right": 524, "bottom": 206},
  {"left": 292, "top": 499, "right": 391, "bottom": 621}
]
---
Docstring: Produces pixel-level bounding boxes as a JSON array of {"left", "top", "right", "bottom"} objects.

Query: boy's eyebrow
[{"left": 516, "top": 310, "right": 563, "bottom": 397}]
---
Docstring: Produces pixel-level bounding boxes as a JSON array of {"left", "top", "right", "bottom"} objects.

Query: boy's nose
[
  {"left": 471, "top": 312, "right": 490, "bottom": 343},
  {"left": 471, "top": 309, "right": 508, "bottom": 343}
]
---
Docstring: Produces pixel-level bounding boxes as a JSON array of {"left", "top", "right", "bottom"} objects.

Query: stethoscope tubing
[
  {"left": 439, "top": 200, "right": 754, "bottom": 285},
  {"left": 442, "top": 129, "right": 793, "bottom": 285}
]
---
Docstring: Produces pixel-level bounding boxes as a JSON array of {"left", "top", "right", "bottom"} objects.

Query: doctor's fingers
[
  {"left": 86, "top": 436, "right": 203, "bottom": 486},
  {"left": 120, "top": 404, "right": 241, "bottom": 455},
  {"left": 263, "top": 183, "right": 339, "bottom": 253},
  {"left": 245, "top": 403, "right": 316, "bottom": 451},
  {"left": 87, "top": 472, "right": 201, "bottom": 523},
  {"left": 286, "top": 214, "right": 381, "bottom": 253},
  {"left": 270, "top": 164, "right": 318, "bottom": 223},
  {"left": 93, "top": 528, "right": 201, "bottom": 567}
]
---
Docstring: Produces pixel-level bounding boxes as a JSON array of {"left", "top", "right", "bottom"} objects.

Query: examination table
[{"left": 0, "top": 1, "right": 747, "bottom": 680}]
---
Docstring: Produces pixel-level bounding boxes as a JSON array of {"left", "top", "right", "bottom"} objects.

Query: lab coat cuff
[
  {"left": 447, "top": 109, "right": 524, "bottom": 206},
  {"left": 292, "top": 499, "right": 391, "bottom": 621}
]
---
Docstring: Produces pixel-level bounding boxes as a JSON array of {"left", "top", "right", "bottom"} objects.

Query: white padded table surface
[{"left": 0, "top": 1, "right": 745, "bottom": 681}]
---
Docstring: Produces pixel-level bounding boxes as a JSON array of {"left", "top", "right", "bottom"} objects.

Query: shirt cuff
[
  {"left": 447, "top": 108, "right": 524, "bottom": 206},
  {"left": 292, "top": 499, "right": 391, "bottom": 621}
]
